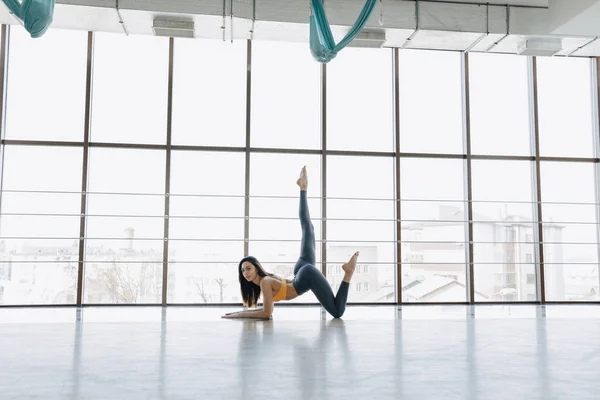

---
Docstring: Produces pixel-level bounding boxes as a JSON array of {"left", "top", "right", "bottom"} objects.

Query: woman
[{"left": 222, "top": 166, "right": 359, "bottom": 320}]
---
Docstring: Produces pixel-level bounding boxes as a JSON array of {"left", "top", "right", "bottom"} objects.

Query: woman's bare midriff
[
  {"left": 272, "top": 277, "right": 298, "bottom": 300},
  {"left": 285, "top": 281, "right": 298, "bottom": 300}
]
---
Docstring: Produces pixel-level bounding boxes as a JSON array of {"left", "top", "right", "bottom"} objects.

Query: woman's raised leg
[
  {"left": 294, "top": 251, "right": 359, "bottom": 318},
  {"left": 294, "top": 166, "right": 316, "bottom": 275}
]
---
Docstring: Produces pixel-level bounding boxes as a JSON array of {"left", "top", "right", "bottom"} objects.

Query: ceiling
[
  {"left": 2, "top": 0, "right": 600, "bottom": 57},
  {"left": 426, "top": 0, "right": 548, "bottom": 6}
]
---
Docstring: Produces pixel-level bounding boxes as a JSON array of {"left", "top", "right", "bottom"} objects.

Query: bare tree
[
  {"left": 95, "top": 262, "right": 161, "bottom": 303},
  {"left": 193, "top": 277, "right": 210, "bottom": 303},
  {"left": 215, "top": 277, "right": 226, "bottom": 303}
]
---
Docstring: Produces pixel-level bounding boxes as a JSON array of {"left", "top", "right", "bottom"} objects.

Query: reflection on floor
[{"left": 1, "top": 305, "right": 599, "bottom": 400}]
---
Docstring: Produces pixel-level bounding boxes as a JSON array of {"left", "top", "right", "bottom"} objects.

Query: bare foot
[
  {"left": 342, "top": 251, "right": 359, "bottom": 283},
  {"left": 296, "top": 166, "right": 308, "bottom": 190}
]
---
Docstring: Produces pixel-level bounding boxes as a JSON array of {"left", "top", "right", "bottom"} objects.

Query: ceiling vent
[
  {"left": 347, "top": 30, "right": 386, "bottom": 48},
  {"left": 152, "top": 17, "right": 195, "bottom": 39},
  {"left": 517, "top": 38, "right": 563, "bottom": 57}
]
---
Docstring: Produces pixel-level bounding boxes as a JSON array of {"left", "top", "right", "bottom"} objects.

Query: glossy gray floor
[{"left": 1, "top": 305, "right": 599, "bottom": 400}]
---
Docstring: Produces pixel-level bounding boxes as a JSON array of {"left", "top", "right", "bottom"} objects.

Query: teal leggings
[{"left": 291, "top": 191, "right": 350, "bottom": 318}]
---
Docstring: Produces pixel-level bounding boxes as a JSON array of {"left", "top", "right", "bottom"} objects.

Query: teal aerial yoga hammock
[
  {"left": 2, "top": 0, "right": 55, "bottom": 38},
  {"left": 309, "top": 0, "right": 378, "bottom": 63}
]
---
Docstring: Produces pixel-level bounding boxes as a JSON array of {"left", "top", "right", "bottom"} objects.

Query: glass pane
[
  {"left": 6, "top": 28, "right": 87, "bottom": 142},
  {"left": 170, "top": 197, "right": 244, "bottom": 218},
  {"left": 471, "top": 160, "right": 534, "bottom": 221},
  {"left": 473, "top": 223, "right": 538, "bottom": 302},
  {"left": 541, "top": 162, "right": 599, "bottom": 301},
  {"left": 91, "top": 33, "right": 168, "bottom": 144},
  {"left": 399, "top": 50, "right": 463, "bottom": 154},
  {"left": 542, "top": 203, "right": 597, "bottom": 223},
  {"left": 167, "top": 263, "right": 241, "bottom": 303},
  {"left": 328, "top": 220, "right": 392, "bottom": 242},
  {"left": 400, "top": 158, "right": 467, "bottom": 303},
  {"left": 249, "top": 210, "right": 323, "bottom": 295},
  {"left": 0, "top": 239, "right": 79, "bottom": 265},
  {"left": 250, "top": 153, "right": 321, "bottom": 197},
  {"left": 544, "top": 222, "right": 598, "bottom": 300},
  {"left": 249, "top": 154, "right": 322, "bottom": 261},
  {"left": 469, "top": 53, "right": 530, "bottom": 156},
  {"left": 474, "top": 223, "right": 537, "bottom": 263},
  {"left": 86, "top": 216, "right": 163, "bottom": 240},
  {"left": 0, "top": 147, "right": 82, "bottom": 297},
  {"left": 401, "top": 158, "right": 465, "bottom": 208},
  {"left": 545, "top": 264, "right": 599, "bottom": 301},
  {"left": 168, "top": 241, "right": 243, "bottom": 264},
  {"left": 87, "top": 194, "right": 164, "bottom": 217},
  {"left": 87, "top": 148, "right": 166, "bottom": 194},
  {"left": 169, "top": 218, "right": 244, "bottom": 241},
  {"left": 541, "top": 162, "right": 596, "bottom": 204},
  {"left": 401, "top": 221, "right": 466, "bottom": 243},
  {"left": 86, "top": 198, "right": 164, "bottom": 253},
  {"left": 541, "top": 162, "right": 598, "bottom": 261},
  {"left": 474, "top": 263, "right": 536, "bottom": 302},
  {"left": 328, "top": 198, "right": 394, "bottom": 220},
  {"left": 86, "top": 149, "right": 165, "bottom": 238},
  {"left": 537, "top": 57, "right": 594, "bottom": 158},
  {"left": 84, "top": 149, "right": 165, "bottom": 304},
  {"left": 328, "top": 48, "right": 393, "bottom": 152},
  {"left": 251, "top": 217, "right": 322, "bottom": 241},
  {"left": 471, "top": 160, "right": 536, "bottom": 302},
  {"left": 170, "top": 151, "right": 245, "bottom": 196},
  {"left": 1, "top": 215, "right": 80, "bottom": 239},
  {"left": 248, "top": 154, "right": 321, "bottom": 304},
  {"left": 84, "top": 261, "right": 162, "bottom": 304},
  {"left": 251, "top": 196, "right": 320, "bottom": 219},
  {"left": 403, "top": 268, "right": 470, "bottom": 302},
  {"left": 167, "top": 151, "right": 245, "bottom": 303},
  {"left": 543, "top": 223, "right": 597, "bottom": 244},
  {"left": 1, "top": 192, "right": 80, "bottom": 215},
  {"left": 328, "top": 156, "right": 394, "bottom": 200},
  {"left": 247, "top": 239, "right": 324, "bottom": 294},
  {"left": 326, "top": 241, "right": 395, "bottom": 264},
  {"left": 168, "top": 241, "right": 246, "bottom": 303},
  {"left": 0, "top": 262, "right": 77, "bottom": 305},
  {"left": 172, "top": 39, "right": 246, "bottom": 147},
  {"left": 327, "top": 156, "right": 395, "bottom": 302},
  {"left": 84, "top": 238, "right": 163, "bottom": 262},
  {"left": 251, "top": 41, "right": 320, "bottom": 150},
  {"left": 328, "top": 260, "right": 395, "bottom": 303},
  {"left": 544, "top": 244, "right": 598, "bottom": 265},
  {"left": 1, "top": 146, "right": 83, "bottom": 192}
]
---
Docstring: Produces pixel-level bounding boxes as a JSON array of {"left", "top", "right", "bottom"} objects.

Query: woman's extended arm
[
  {"left": 222, "top": 308, "right": 270, "bottom": 319},
  {"left": 222, "top": 278, "right": 274, "bottom": 319}
]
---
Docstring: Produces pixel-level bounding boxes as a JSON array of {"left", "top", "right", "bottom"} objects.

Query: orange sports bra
[{"left": 272, "top": 279, "right": 287, "bottom": 302}]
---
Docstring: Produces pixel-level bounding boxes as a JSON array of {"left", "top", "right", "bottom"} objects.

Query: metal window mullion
[
  {"left": 244, "top": 39, "right": 251, "bottom": 257},
  {"left": 462, "top": 53, "right": 475, "bottom": 304},
  {"left": 0, "top": 25, "right": 9, "bottom": 241},
  {"left": 321, "top": 62, "right": 327, "bottom": 276},
  {"left": 77, "top": 32, "right": 94, "bottom": 306},
  {"left": 8, "top": 136, "right": 598, "bottom": 163},
  {"left": 529, "top": 56, "right": 546, "bottom": 304},
  {"left": 592, "top": 57, "right": 600, "bottom": 295},
  {"left": 393, "top": 48, "right": 402, "bottom": 304},
  {"left": 161, "top": 37, "right": 174, "bottom": 306},
  {"left": 0, "top": 25, "right": 7, "bottom": 141}
]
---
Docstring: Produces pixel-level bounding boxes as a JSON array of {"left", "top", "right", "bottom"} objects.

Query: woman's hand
[{"left": 221, "top": 309, "right": 271, "bottom": 319}]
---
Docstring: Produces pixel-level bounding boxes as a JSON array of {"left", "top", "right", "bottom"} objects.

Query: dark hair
[{"left": 238, "top": 256, "right": 273, "bottom": 307}]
